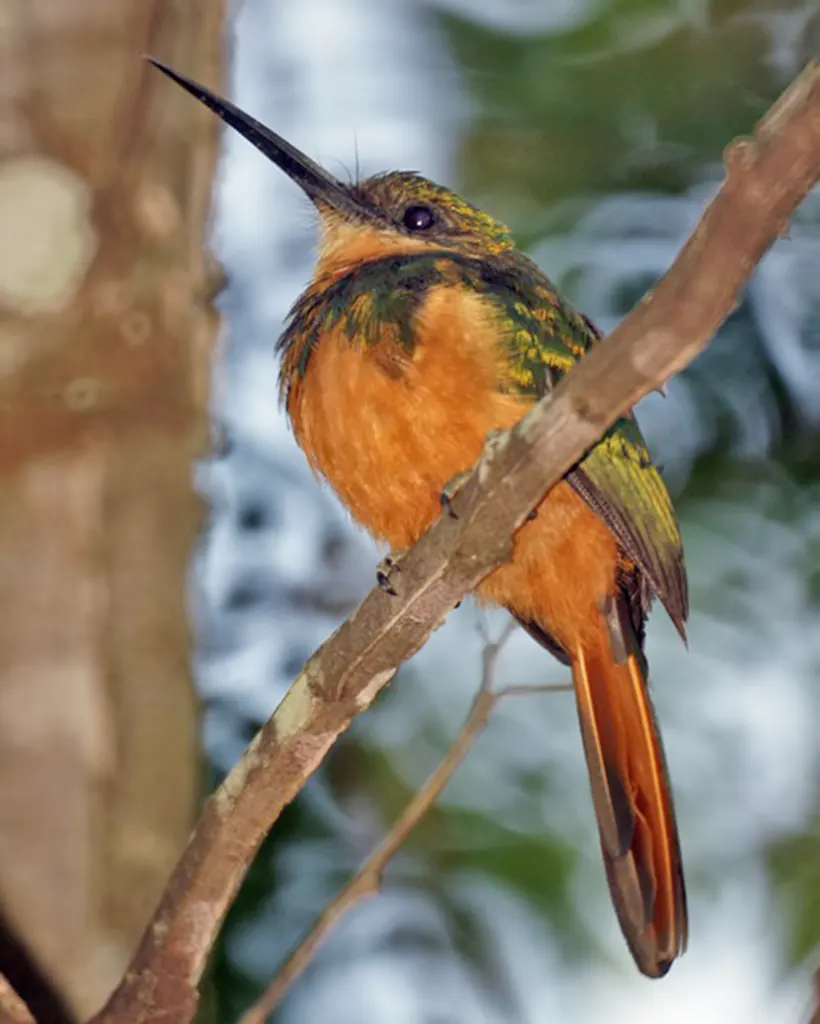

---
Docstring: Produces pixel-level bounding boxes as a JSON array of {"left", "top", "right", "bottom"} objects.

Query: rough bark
[{"left": 0, "top": 0, "right": 225, "bottom": 1016}]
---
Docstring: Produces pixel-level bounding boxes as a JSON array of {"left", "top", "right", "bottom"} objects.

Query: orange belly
[{"left": 287, "top": 284, "right": 620, "bottom": 654}]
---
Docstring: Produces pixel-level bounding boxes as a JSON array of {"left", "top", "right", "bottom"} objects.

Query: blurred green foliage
[
  {"left": 767, "top": 814, "right": 820, "bottom": 964},
  {"left": 363, "top": 737, "right": 588, "bottom": 954},
  {"left": 438, "top": 0, "right": 789, "bottom": 222}
]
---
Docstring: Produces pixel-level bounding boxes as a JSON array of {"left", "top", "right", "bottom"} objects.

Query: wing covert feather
[{"left": 486, "top": 276, "right": 687, "bottom": 633}]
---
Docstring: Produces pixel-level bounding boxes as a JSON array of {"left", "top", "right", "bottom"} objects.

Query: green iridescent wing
[
  {"left": 488, "top": 263, "right": 688, "bottom": 638},
  {"left": 569, "top": 424, "right": 688, "bottom": 638}
]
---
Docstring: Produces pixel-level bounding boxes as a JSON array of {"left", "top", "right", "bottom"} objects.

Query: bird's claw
[
  {"left": 440, "top": 470, "right": 471, "bottom": 519},
  {"left": 376, "top": 553, "right": 402, "bottom": 596}
]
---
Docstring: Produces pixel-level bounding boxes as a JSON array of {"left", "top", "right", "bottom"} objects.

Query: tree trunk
[{"left": 0, "top": 1, "right": 225, "bottom": 1016}]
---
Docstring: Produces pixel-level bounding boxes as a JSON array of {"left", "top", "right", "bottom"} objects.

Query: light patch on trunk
[{"left": 0, "top": 157, "right": 98, "bottom": 314}]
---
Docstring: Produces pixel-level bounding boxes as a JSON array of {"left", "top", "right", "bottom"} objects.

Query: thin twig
[
  {"left": 499, "top": 682, "right": 573, "bottom": 699},
  {"left": 92, "top": 62, "right": 820, "bottom": 1024},
  {"left": 240, "top": 622, "right": 568, "bottom": 1023}
]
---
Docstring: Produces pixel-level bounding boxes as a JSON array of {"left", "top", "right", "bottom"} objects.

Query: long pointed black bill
[{"left": 146, "top": 56, "right": 372, "bottom": 219}]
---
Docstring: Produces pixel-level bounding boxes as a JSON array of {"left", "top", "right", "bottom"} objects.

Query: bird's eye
[{"left": 402, "top": 204, "right": 436, "bottom": 232}]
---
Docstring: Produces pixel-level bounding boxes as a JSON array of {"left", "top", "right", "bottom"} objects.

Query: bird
[{"left": 149, "top": 57, "right": 688, "bottom": 978}]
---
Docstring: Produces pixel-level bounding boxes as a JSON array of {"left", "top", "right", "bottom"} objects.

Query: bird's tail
[{"left": 571, "top": 598, "right": 687, "bottom": 977}]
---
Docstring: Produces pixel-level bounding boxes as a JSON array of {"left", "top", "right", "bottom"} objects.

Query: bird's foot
[
  {"left": 376, "top": 551, "right": 405, "bottom": 596},
  {"left": 440, "top": 470, "right": 471, "bottom": 519}
]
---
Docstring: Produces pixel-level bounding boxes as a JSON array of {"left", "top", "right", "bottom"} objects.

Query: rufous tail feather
[{"left": 571, "top": 604, "right": 687, "bottom": 977}]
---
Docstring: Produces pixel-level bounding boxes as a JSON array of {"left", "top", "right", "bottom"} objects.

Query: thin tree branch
[
  {"left": 240, "top": 626, "right": 570, "bottom": 1022},
  {"left": 91, "top": 62, "right": 820, "bottom": 1024},
  {"left": 240, "top": 622, "right": 571, "bottom": 1023},
  {"left": 0, "top": 974, "right": 34, "bottom": 1024}
]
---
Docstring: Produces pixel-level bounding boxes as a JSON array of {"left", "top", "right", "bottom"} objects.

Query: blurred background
[{"left": 0, "top": 1, "right": 818, "bottom": 1023}]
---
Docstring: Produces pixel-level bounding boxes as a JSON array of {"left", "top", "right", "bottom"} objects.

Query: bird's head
[{"left": 148, "top": 59, "right": 516, "bottom": 275}]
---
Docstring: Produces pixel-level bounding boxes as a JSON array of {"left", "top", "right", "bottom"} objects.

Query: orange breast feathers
[{"left": 286, "top": 278, "right": 621, "bottom": 654}]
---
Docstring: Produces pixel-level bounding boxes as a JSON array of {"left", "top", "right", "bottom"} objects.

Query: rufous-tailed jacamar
[{"left": 150, "top": 58, "right": 689, "bottom": 978}]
